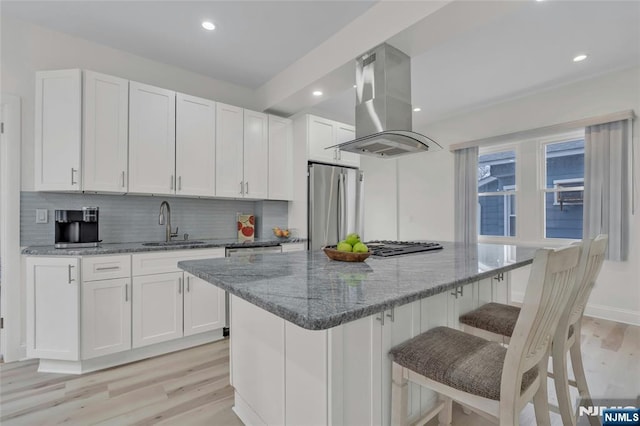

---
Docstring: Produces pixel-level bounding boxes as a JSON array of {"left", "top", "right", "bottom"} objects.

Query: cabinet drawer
[
  {"left": 82, "top": 255, "right": 131, "bottom": 281},
  {"left": 132, "top": 248, "right": 225, "bottom": 276}
]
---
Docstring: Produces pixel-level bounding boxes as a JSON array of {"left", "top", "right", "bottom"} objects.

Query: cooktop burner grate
[{"left": 364, "top": 240, "right": 443, "bottom": 257}]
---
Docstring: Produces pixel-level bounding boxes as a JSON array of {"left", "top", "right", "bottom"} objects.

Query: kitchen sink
[{"left": 142, "top": 241, "right": 206, "bottom": 247}]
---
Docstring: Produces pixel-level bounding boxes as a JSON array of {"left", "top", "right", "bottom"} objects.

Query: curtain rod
[{"left": 449, "top": 109, "right": 636, "bottom": 152}]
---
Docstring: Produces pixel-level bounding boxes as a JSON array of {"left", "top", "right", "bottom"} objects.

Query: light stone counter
[{"left": 179, "top": 242, "right": 537, "bottom": 330}]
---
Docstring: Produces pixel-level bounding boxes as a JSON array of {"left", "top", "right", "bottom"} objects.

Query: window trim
[{"left": 478, "top": 130, "right": 585, "bottom": 245}]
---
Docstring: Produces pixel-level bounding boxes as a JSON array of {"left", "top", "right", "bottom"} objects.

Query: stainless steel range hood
[{"left": 328, "top": 43, "right": 441, "bottom": 158}]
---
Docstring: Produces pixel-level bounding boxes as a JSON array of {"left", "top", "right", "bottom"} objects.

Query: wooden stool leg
[
  {"left": 553, "top": 338, "right": 576, "bottom": 426},
  {"left": 569, "top": 330, "right": 600, "bottom": 426},
  {"left": 533, "top": 361, "right": 552, "bottom": 426},
  {"left": 437, "top": 395, "right": 452, "bottom": 426},
  {"left": 391, "top": 362, "right": 409, "bottom": 426}
]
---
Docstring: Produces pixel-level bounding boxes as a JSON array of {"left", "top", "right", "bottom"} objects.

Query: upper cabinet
[
  {"left": 215, "top": 103, "right": 244, "bottom": 198},
  {"left": 268, "top": 115, "right": 293, "bottom": 200},
  {"left": 306, "top": 115, "right": 359, "bottom": 168},
  {"left": 176, "top": 93, "right": 216, "bottom": 197},
  {"left": 35, "top": 69, "right": 82, "bottom": 191},
  {"left": 215, "top": 105, "right": 269, "bottom": 199},
  {"left": 242, "top": 109, "right": 269, "bottom": 199},
  {"left": 34, "top": 69, "right": 294, "bottom": 201},
  {"left": 128, "top": 82, "right": 176, "bottom": 195},
  {"left": 83, "top": 71, "right": 129, "bottom": 193}
]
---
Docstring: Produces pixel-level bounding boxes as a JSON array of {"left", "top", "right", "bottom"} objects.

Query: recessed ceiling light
[
  {"left": 353, "top": 85, "right": 357, "bottom": 88},
  {"left": 573, "top": 54, "right": 588, "bottom": 62},
  {"left": 312, "top": 90, "right": 323, "bottom": 96},
  {"left": 536, "top": 0, "right": 545, "bottom": 2},
  {"left": 202, "top": 21, "right": 216, "bottom": 31},
  {"left": 413, "top": 107, "right": 422, "bottom": 112}
]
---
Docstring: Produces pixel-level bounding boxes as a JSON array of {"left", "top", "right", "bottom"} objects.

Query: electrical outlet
[{"left": 36, "top": 209, "right": 48, "bottom": 224}]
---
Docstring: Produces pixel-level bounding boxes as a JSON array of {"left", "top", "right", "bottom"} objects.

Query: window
[
  {"left": 543, "top": 138, "right": 585, "bottom": 239},
  {"left": 478, "top": 149, "right": 516, "bottom": 237},
  {"left": 478, "top": 131, "right": 584, "bottom": 243}
]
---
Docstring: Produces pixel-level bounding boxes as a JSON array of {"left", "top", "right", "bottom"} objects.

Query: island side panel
[{"left": 230, "top": 295, "right": 285, "bottom": 425}]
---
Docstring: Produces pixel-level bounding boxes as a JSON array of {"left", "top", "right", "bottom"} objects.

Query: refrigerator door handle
[{"left": 337, "top": 172, "right": 342, "bottom": 242}]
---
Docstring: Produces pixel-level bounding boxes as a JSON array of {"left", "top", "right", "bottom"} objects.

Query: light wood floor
[{"left": 1, "top": 317, "right": 638, "bottom": 425}]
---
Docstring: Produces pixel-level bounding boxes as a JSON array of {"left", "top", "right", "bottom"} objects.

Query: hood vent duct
[{"left": 328, "top": 43, "right": 441, "bottom": 158}]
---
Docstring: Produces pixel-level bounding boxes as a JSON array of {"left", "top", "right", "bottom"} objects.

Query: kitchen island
[{"left": 179, "top": 242, "right": 537, "bottom": 426}]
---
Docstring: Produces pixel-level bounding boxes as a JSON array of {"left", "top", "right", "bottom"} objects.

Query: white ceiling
[
  {"left": 3, "top": 0, "right": 639, "bottom": 125},
  {"left": 1, "top": 0, "right": 377, "bottom": 88}
]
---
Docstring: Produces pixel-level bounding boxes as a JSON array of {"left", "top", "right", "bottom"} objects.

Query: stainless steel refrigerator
[{"left": 308, "top": 163, "right": 364, "bottom": 251}]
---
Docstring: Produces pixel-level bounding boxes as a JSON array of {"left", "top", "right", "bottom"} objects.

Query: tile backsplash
[{"left": 21, "top": 192, "right": 288, "bottom": 246}]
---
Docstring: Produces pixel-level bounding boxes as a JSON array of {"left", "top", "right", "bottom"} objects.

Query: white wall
[
  {"left": 0, "top": 16, "right": 258, "bottom": 191},
  {"left": 364, "top": 66, "right": 640, "bottom": 325}
]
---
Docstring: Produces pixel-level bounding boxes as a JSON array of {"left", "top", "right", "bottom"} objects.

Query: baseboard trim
[
  {"left": 233, "top": 391, "right": 268, "bottom": 426},
  {"left": 37, "top": 329, "right": 224, "bottom": 374},
  {"left": 512, "top": 291, "right": 640, "bottom": 326}
]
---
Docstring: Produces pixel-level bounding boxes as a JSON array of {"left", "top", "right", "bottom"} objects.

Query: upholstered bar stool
[
  {"left": 390, "top": 245, "right": 582, "bottom": 426},
  {"left": 459, "top": 235, "right": 607, "bottom": 426}
]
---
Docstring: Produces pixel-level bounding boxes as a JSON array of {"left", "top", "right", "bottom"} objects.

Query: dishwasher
[{"left": 223, "top": 244, "right": 282, "bottom": 335}]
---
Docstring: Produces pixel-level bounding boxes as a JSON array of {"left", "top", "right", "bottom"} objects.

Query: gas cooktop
[{"left": 365, "top": 240, "right": 443, "bottom": 257}]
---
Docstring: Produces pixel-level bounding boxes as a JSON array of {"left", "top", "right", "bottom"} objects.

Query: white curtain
[
  {"left": 454, "top": 146, "right": 479, "bottom": 244},
  {"left": 583, "top": 119, "right": 631, "bottom": 261}
]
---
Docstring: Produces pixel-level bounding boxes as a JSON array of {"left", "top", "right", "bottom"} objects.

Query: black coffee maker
[{"left": 55, "top": 207, "right": 100, "bottom": 248}]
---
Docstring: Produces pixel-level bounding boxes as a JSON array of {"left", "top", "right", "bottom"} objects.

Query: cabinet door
[
  {"left": 268, "top": 115, "right": 293, "bottom": 200},
  {"left": 129, "top": 82, "right": 176, "bottom": 195},
  {"left": 335, "top": 123, "right": 360, "bottom": 168},
  {"left": 183, "top": 273, "right": 225, "bottom": 336},
  {"left": 215, "top": 103, "right": 244, "bottom": 198},
  {"left": 307, "top": 115, "right": 337, "bottom": 164},
  {"left": 83, "top": 71, "right": 129, "bottom": 193},
  {"left": 132, "top": 272, "right": 183, "bottom": 348},
  {"left": 243, "top": 110, "right": 269, "bottom": 199},
  {"left": 35, "top": 69, "right": 82, "bottom": 191},
  {"left": 176, "top": 93, "right": 216, "bottom": 197},
  {"left": 26, "top": 257, "right": 80, "bottom": 360},
  {"left": 82, "top": 278, "right": 131, "bottom": 359},
  {"left": 381, "top": 302, "right": 421, "bottom": 424}
]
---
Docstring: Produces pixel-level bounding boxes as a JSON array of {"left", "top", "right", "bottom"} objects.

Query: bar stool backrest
[{"left": 500, "top": 245, "right": 582, "bottom": 404}]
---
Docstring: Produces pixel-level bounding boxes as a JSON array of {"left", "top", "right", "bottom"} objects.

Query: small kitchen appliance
[{"left": 54, "top": 207, "right": 100, "bottom": 248}]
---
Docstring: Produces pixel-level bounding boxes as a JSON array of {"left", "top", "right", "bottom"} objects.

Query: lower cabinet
[
  {"left": 132, "top": 272, "right": 184, "bottom": 348},
  {"left": 82, "top": 277, "right": 132, "bottom": 359},
  {"left": 183, "top": 273, "right": 225, "bottom": 336},
  {"left": 26, "top": 257, "right": 80, "bottom": 361}
]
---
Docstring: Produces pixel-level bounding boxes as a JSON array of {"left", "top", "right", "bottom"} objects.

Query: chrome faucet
[{"left": 158, "top": 201, "right": 179, "bottom": 242}]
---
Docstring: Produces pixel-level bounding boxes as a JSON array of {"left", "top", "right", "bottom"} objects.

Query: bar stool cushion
[
  {"left": 460, "top": 303, "right": 574, "bottom": 339},
  {"left": 389, "top": 326, "right": 538, "bottom": 401}
]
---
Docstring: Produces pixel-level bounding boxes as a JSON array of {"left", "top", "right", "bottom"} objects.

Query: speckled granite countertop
[
  {"left": 178, "top": 242, "right": 537, "bottom": 330},
  {"left": 22, "top": 238, "right": 306, "bottom": 256}
]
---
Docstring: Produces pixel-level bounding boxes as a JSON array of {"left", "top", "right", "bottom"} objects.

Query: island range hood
[{"left": 328, "top": 43, "right": 442, "bottom": 158}]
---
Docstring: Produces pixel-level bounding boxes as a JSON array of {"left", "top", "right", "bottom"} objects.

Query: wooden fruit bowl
[{"left": 323, "top": 246, "right": 371, "bottom": 262}]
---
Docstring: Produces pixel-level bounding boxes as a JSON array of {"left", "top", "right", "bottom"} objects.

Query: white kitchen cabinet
[
  {"left": 176, "top": 93, "right": 216, "bottom": 197},
  {"left": 128, "top": 81, "right": 176, "bottom": 195},
  {"left": 183, "top": 273, "right": 226, "bottom": 336},
  {"left": 268, "top": 115, "right": 294, "bottom": 200},
  {"left": 215, "top": 103, "right": 244, "bottom": 198},
  {"left": 243, "top": 110, "right": 269, "bottom": 199},
  {"left": 132, "top": 272, "right": 184, "bottom": 348},
  {"left": 26, "top": 257, "right": 80, "bottom": 360},
  {"left": 82, "top": 277, "right": 131, "bottom": 359},
  {"left": 335, "top": 123, "right": 360, "bottom": 168},
  {"left": 280, "top": 242, "right": 306, "bottom": 253},
  {"left": 306, "top": 114, "right": 360, "bottom": 168},
  {"left": 35, "top": 69, "right": 82, "bottom": 191},
  {"left": 83, "top": 71, "right": 129, "bottom": 193}
]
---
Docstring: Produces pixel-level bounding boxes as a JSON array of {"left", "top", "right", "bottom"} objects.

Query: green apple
[
  {"left": 353, "top": 242, "right": 368, "bottom": 253},
  {"left": 345, "top": 233, "right": 361, "bottom": 246},
  {"left": 337, "top": 241, "right": 353, "bottom": 252}
]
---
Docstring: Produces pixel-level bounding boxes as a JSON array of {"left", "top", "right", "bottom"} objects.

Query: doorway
[{"left": 1, "top": 94, "right": 24, "bottom": 362}]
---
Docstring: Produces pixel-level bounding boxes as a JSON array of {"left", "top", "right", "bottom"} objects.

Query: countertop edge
[{"left": 178, "top": 257, "right": 534, "bottom": 331}]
